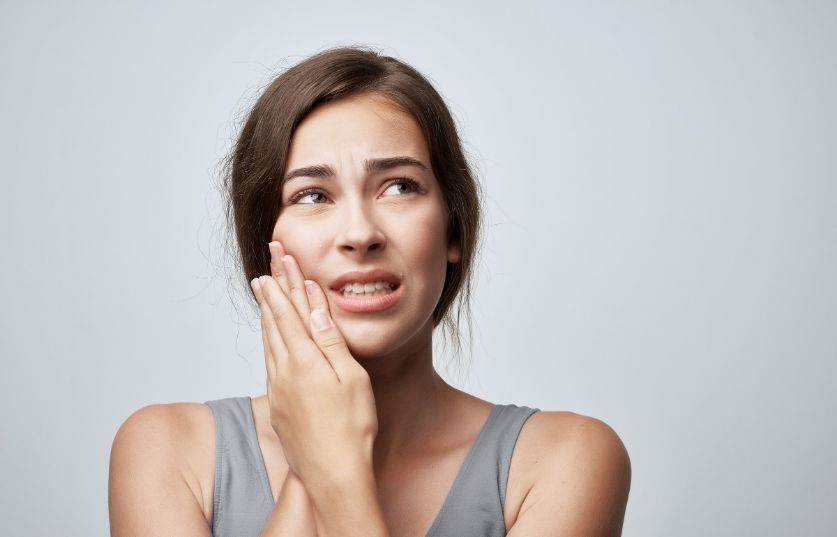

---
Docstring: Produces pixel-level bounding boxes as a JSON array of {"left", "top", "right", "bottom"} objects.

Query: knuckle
[
  {"left": 288, "top": 354, "right": 316, "bottom": 374},
  {"left": 318, "top": 336, "right": 344, "bottom": 350},
  {"left": 347, "top": 369, "right": 371, "bottom": 388},
  {"left": 272, "top": 303, "right": 293, "bottom": 321}
]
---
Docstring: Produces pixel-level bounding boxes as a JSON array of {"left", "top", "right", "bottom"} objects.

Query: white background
[{"left": 1, "top": 1, "right": 835, "bottom": 535}]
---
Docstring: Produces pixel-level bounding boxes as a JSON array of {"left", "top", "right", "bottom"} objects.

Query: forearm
[
  {"left": 307, "top": 466, "right": 390, "bottom": 537},
  {"left": 259, "top": 470, "right": 318, "bottom": 537}
]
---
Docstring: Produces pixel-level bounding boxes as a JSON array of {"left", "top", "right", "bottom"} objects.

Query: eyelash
[{"left": 287, "top": 177, "right": 423, "bottom": 205}]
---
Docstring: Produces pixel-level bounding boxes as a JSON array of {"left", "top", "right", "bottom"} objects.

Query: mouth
[
  {"left": 328, "top": 269, "right": 403, "bottom": 313},
  {"left": 338, "top": 280, "right": 399, "bottom": 297}
]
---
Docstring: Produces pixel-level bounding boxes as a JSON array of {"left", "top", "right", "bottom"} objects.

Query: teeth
[{"left": 340, "top": 280, "right": 396, "bottom": 296}]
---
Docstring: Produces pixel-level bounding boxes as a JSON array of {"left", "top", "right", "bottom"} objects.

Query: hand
[{"left": 250, "top": 241, "right": 379, "bottom": 493}]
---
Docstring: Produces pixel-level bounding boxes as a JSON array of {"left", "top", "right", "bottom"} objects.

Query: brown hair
[{"left": 221, "top": 45, "right": 481, "bottom": 355}]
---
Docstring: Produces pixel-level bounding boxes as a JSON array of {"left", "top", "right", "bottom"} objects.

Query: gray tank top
[{"left": 204, "top": 396, "right": 539, "bottom": 537}]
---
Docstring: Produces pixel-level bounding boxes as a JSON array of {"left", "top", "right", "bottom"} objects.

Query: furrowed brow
[
  {"left": 283, "top": 164, "right": 335, "bottom": 183},
  {"left": 282, "top": 156, "right": 428, "bottom": 183},
  {"left": 364, "top": 156, "right": 429, "bottom": 173}
]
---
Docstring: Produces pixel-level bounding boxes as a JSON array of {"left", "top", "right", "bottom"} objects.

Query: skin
[
  {"left": 270, "top": 92, "right": 464, "bottom": 467},
  {"left": 107, "top": 92, "right": 632, "bottom": 537},
  {"left": 253, "top": 92, "right": 472, "bottom": 535}
]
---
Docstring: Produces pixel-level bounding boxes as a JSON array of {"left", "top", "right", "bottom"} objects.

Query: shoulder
[
  {"left": 109, "top": 402, "right": 216, "bottom": 532},
  {"left": 110, "top": 402, "right": 214, "bottom": 469},
  {"left": 113, "top": 401, "right": 212, "bottom": 438},
  {"left": 524, "top": 410, "right": 630, "bottom": 472},
  {"left": 508, "top": 410, "right": 631, "bottom": 536}
]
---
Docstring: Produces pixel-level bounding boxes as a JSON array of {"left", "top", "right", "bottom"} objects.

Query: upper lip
[{"left": 329, "top": 269, "right": 402, "bottom": 291}]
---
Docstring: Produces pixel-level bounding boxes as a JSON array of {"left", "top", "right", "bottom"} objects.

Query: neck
[{"left": 355, "top": 323, "right": 455, "bottom": 470}]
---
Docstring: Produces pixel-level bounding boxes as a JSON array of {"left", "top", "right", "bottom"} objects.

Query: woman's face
[{"left": 272, "top": 93, "right": 460, "bottom": 360}]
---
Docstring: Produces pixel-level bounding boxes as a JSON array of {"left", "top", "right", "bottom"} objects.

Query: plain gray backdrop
[{"left": 2, "top": 1, "right": 835, "bottom": 535}]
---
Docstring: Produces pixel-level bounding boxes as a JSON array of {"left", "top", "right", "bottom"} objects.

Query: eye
[
  {"left": 289, "top": 188, "right": 328, "bottom": 205},
  {"left": 381, "top": 177, "right": 421, "bottom": 197}
]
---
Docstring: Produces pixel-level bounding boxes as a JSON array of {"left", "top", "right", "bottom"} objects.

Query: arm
[
  {"left": 305, "top": 464, "right": 390, "bottom": 537},
  {"left": 109, "top": 404, "right": 321, "bottom": 537},
  {"left": 506, "top": 414, "right": 631, "bottom": 537},
  {"left": 260, "top": 469, "right": 320, "bottom": 537},
  {"left": 252, "top": 244, "right": 391, "bottom": 537},
  {"left": 108, "top": 404, "right": 212, "bottom": 537},
  {"left": 257, "top": 462, "right": 386, "bottom": 537}
]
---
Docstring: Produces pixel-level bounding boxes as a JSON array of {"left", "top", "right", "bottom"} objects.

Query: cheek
[
  {"left": 271, "top": 218, "right": 329, "bottom": 272},
  {"left": 401, "top": 205, "right": 450, "bottom": 282}
]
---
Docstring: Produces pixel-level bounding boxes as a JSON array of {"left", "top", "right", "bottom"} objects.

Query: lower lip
[{"left": 329, "top": 286, "right": 403, "bottom": 313}]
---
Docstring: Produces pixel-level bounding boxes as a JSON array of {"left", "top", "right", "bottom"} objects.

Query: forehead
[{"left": 285, "top": 93, "right": 430, "bottom": 170}]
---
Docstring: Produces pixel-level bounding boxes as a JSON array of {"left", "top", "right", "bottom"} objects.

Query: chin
[
  {"left": 334, "top": 315, "right": 422, "bottom": 361},
  {"left": 338, "top": 324, "right": 398, "bottom": 360},
  {"left": 345, "top": 343, "right": 390, "bottom": 361}
]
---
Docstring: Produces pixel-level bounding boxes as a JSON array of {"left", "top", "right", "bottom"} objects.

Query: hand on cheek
[
  {"left": 268, "top": 241, "right": 312, "bottom": 336},
  {"left": 250, "top": 242, "right": 378, "bottom": 492}
]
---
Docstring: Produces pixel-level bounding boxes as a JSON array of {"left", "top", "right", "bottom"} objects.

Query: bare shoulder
[
  {"left": 507, "top": 411, "right": 631, "bottom": 536},
  {"left": 108, "top": 402, "right": 216, "bottom": 536},
  {"left": 522, "top": 410, "right": 630, "bottom": 472}
]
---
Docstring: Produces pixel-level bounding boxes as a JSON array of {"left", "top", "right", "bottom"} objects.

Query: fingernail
[
  {"left": 250, "top": 277, "right": 261, "bottom": 292},
  {"left": 268, "top": 242, "right": 279, "bottom": 259},
  {"left": 310, "top": 309, "right": 332, "bottom": 331},
  {"left": 304, "top": 280, "right": 316, "bottom": 297}
]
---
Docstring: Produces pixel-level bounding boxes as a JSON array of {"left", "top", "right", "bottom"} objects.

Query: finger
[
  {"left": 252, "top": 277, "right": 288, "bottom": 372},
  {"left": 281, "top": 254, "right": 312, "bottom": 335},
  {"left": 269, "top": 241, "right": 290, "bottom": 296},
  {"left": 259, "top": 275, "right": 318, "bottom": 363},
  {"left": 304, "top": 279, "right": 355, "bottom": 379},
  {"left": 252, "top": 278, "right": 280, "bottom": 381},
  {"left": 260, "top": 312, "right": 277, "bottom": 381},
  {"left": 303, "top": 278, "right": 331, "bottom": 314}
]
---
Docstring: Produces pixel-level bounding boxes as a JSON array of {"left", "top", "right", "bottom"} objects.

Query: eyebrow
[{"left": 282, "top": 156, "right": 429, "bottom": 183}]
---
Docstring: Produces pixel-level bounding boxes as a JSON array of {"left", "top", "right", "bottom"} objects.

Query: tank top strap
[
  {"left": 204, "top": 396, "right": 274, "bottom": 537},
  {"left": 426, "top": 403, "right": 540, "bottom": 537},
  {"left": 204, "top": 398, "right": 539, "bottom": 537}
]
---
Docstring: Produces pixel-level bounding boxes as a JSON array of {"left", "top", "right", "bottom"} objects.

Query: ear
[{"left": 447, "top": 238, "right": 462, "bottom": 264}]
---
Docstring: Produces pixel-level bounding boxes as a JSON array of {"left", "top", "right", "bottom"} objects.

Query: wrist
[
  {"left": 304, "top": 459, "right": 376, "bottom": 504},
  {"left": 307, "top": 465, "right": 388, "bottom": 537}
]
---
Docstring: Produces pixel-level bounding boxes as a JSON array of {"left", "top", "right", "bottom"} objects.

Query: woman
[{"left": 108, "top": 46, "right": 631, "bottom": 536}]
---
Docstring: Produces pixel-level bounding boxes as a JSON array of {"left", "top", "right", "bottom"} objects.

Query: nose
[{"left": 335, "top": 201, "right": 386, "bottom": 257}]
